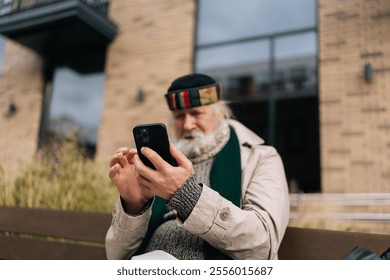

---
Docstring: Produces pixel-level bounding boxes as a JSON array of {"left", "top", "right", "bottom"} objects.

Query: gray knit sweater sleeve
[{"left": 168, "top": 176, "right": 203, "bottom": 221}]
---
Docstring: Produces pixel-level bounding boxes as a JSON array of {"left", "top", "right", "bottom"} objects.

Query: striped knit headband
[{"left": 164, "top": 83, "right": 222, "bottom": 110}]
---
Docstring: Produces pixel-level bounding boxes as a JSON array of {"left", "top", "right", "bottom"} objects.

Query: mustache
[{"left": 181, "top": 131, "right": 205, "bottom": 140}]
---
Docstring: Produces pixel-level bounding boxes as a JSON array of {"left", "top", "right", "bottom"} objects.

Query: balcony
[{"left": 0, "top": 0, "right": 117, "bottom": 56}]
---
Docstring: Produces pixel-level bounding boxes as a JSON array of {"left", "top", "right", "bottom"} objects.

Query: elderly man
[{"left": 105, "top": 73, "right": 289, "bottom": 260}]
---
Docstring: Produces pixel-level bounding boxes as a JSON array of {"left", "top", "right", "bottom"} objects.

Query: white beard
[{"left": 175, "top": 121, "right": 229, "bottom": 161}]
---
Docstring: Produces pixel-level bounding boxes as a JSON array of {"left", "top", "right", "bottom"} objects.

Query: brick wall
[
  {"left": 95, "top": 0, "right": 196, "bottom": 163},
  {"left": 319, "top": 0, "right": 390, "bottom": 192},
  {"left": 0, "top": 41, "right": 44, "bottom": 177}
]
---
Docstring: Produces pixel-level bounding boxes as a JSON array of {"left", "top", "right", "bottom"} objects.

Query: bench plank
[
  {"left": 279, "top": 227, "right": 390, "bottom": 260},
  {"left": 0, "top": 206, "right": 112, "bottom": 243},
  {"left": 0, "top": 235, "right": 106, "bottom": 260}
]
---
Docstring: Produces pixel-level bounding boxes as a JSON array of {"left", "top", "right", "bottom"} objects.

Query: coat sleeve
[
  {"left": 105, "top": 197, "right": 152, "bottom": 259},
  {"left": 178, "top": 146, "right": 290, "bottom": 259}
]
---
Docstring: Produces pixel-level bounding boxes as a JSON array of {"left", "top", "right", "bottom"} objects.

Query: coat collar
[
  {"left": 227, "top": 119, "right": 266, "bottom": 173},
  {"left": 227, "top": 119, "right": 265, "bottom": 147}
]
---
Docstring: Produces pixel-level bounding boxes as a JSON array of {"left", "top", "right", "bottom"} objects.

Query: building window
[
  {"left": 195, "top": 0, "right": 320, "bottom": 192},
  {"left": 196, "top": 0, "right": 316, "bottom": 45},
  {"left": 274, "top": 31, "right": 317, "bottom": 98},
  {"left": 40, "top": 51, "right": 106, "bottom": 158},
  {"left": 195, "top": 0, "right": 317, "bottom": 102}
]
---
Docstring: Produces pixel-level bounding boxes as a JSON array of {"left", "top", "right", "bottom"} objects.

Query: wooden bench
[
  {"left": 0, "top": 205, "right": 388, "bottom": 260},
  {"left": 278, "top": 226, "right": 389, "bottom": 260},
  {"left": 0, "top": 206, "right": 111, "bottom": 260}
]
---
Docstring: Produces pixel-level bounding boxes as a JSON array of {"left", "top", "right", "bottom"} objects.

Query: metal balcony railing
[{"left": 0, "top": 0, "right": 109, "bottom": 16}]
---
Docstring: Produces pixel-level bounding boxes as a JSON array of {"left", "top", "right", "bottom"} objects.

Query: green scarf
[{"left": 135, "top": 127, "right": 241, "bottom": 259}]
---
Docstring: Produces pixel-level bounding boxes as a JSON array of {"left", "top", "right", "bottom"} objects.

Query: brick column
[{"left": 319, "top": 0, "right": 390, "bottom": 192}]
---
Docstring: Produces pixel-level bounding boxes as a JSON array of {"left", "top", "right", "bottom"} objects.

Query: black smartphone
[{"left": 133, "top": 123, "right": 177, "bottom": 169}]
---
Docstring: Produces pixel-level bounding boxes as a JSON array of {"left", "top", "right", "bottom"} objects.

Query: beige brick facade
[
  {"left": 318, "top": 0, "right": 390, "bottom": 192},
  {"left": 0, "top": 41, "right": 44, "bottom": 178},
  {"left": 95, "top": 0, "right": 196, "bottom": 163}
]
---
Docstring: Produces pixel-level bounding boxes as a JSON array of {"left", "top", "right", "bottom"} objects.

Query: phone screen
[{"left": 133, "top": 123, "right": 177, "bottom": 169}]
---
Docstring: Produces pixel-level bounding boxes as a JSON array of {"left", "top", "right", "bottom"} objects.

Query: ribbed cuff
[
  {"left": 120, "top": 196, "right": 153, "bottom": 217},
  {"left": 168, "top": 175, "right": 203, "bottom": 221}
]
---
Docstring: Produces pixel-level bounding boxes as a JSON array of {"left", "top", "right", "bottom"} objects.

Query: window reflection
[
  {"left": 196, "top": 34, "right": 317, "bottom": 101},
  {"left": 47, "top": 67, "right": 105, "bottom": 155},
  {"left": 196, "top": 40, "right": 269, "bottom": 101},
  {"left": 196, "top": 40, "right": 269, "bottom": 71},
  {"left": 0, "top": 0, "right": 13, "bottom": 15},
  {"left": 196, "top": 0, "right": 317, "bottom": 102},
  {"left": 197, "top": 0, "right": 316, "bottom": 45},
  {"left": 275, "top": 32, "right": 317, "bottom": 99},
  {"left": 275, "top": 32, "right": 317, "bottom": 60}
]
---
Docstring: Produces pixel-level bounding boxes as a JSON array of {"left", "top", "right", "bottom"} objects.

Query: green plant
[{"left": 0, "top": 137, "right": 117, "bottom": 212}]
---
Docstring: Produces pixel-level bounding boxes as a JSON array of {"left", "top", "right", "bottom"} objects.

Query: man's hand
[
  {"left": 108, "top": 147, "right": 153, "bottom": 214},
  {"left": 134, "top": 144, "right": 194, "bottom": 201}
]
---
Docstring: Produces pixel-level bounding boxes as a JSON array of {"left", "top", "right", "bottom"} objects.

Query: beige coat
[{"left": 105, "top": 119, "right": 290, "bottom": 259}]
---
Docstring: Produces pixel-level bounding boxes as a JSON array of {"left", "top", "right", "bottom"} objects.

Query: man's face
[{"left": 172, "top": 105, "right": 216, "bottom": 140}]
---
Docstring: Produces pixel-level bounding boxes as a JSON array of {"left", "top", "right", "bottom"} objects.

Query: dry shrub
[{"left": 0, "top": 136, "right": 117, "bottom": 212}]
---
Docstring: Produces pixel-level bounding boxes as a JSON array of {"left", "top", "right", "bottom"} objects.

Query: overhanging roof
[{"left": 0, "top": 0, "right": 117, "bottom": 56}]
